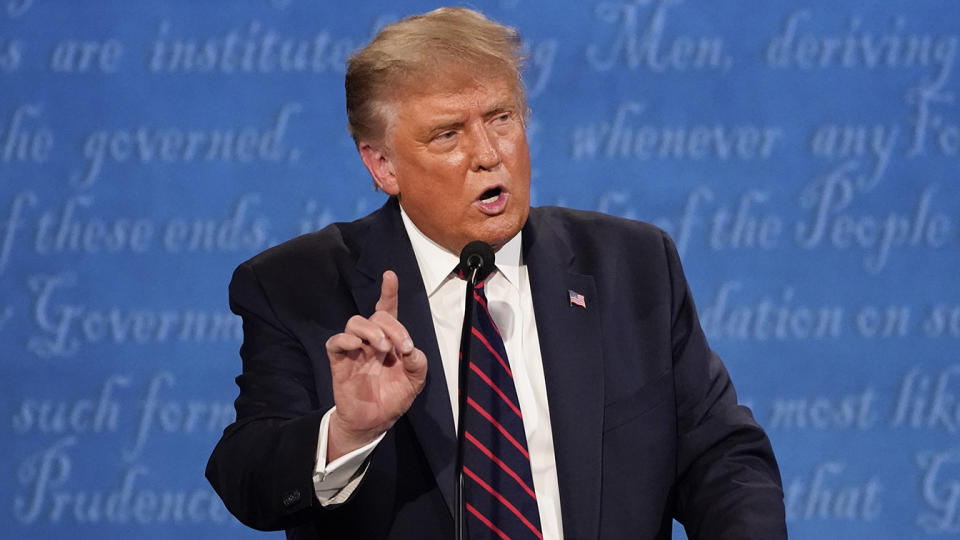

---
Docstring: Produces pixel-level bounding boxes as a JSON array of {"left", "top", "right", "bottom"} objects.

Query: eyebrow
[
  {"left": 428, "top": 119, "right": 465, "bottom": 134},
  {"left": 483, "top": 100, "right": 516, "bottom": 117},
  {"left": 420, "top": 99, "right": 518, "bottom": 138}
]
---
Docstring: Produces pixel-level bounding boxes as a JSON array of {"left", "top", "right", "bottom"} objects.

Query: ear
[{"left": 358, "top": 142, "right": 399, "bottom": 195}]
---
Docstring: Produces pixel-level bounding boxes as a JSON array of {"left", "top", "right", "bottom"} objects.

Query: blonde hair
[{"left": 345, "top": 7, "right": 527, "bottom": 146}]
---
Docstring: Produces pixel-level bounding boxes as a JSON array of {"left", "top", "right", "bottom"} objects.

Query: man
[{"left": 207, "top": 7, "right": 787, "bottom": 540}]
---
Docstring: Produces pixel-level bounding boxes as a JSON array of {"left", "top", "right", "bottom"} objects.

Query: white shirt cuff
[{"left": 312, "top": 407, "right": 385, "bottom": 506}]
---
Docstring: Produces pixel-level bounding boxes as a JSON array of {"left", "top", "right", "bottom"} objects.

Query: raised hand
[{"left": 324, "top": 270, "right": 428, "bottom": 461}]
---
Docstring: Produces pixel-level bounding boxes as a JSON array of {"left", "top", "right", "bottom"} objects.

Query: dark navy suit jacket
[{"left": 206, "top": 197, "right": 787, "bottom": 539}]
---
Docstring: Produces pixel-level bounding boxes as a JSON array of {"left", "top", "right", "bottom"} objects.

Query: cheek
[
  {"left": 501, "top": 133, "right": 530, "bottom": 168},
  {"left": 499, "top": 136, "right": 518, "bottom": 157},
  {"left": 437, "top": 152, "right": 465, "bottom": 170}
]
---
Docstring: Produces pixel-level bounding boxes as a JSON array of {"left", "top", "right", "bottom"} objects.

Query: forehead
[
  {"left": 390, "top": 74, "right": 518, "bottom": 126},
  {"left": 411, "top": 79, "right": 513, "bottom": 110}
]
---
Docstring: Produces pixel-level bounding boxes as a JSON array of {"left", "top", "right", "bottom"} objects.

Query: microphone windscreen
[{"left": 459, "top": 241, "right": 495, "bottom": 283}]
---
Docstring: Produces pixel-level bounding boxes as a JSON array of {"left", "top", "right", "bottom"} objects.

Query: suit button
[{"left": 282, "top": 490, "right": 301, "bottom": 507}]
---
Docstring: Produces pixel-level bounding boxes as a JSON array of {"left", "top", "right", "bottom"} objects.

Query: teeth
[{"left": 481, "top": 194, "right": 499, "bottom": 204}]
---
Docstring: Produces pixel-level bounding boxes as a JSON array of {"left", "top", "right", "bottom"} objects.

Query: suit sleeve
[
  {"left": 205, "top": 261, "right": 328, "bottom": 531},
  {"left": 663, "top": 232, "right": 788, "bottom": 540}
]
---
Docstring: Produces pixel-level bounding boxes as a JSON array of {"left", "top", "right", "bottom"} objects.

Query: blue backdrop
[{"left": 2, "top": 1, "right": 959, "bottom": 538}]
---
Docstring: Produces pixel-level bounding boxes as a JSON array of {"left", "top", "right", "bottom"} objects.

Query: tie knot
[{"left": 456, "top": 267, "right": 489, "bottom": 289}]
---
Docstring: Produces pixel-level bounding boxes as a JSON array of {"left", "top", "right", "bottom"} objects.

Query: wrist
[{"left": 327, "top": 410, "right": 384, "bottom": 462}]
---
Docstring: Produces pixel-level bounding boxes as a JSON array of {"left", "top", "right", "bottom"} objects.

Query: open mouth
[
  {"left": 475, "top": 186, "right": 508, "bottom": 214},
  {"left": 479, "top": 186, "right": 502, "bottom": 204}
]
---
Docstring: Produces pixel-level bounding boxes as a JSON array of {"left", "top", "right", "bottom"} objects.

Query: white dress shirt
[{"left": 313, "top": 208, "right": 564, "bottom": 539}]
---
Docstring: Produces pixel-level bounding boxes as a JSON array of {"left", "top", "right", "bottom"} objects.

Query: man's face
[{"left": 363, "top": 74, "right": 531, "bottom": 255}]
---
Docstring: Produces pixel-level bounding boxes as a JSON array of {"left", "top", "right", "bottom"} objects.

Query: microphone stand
[{"left": 455, "top": 264, "right": 480, "bottom": 540}]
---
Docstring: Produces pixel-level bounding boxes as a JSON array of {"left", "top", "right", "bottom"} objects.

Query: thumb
[{"left": 375, "top": 270, "right": 399, "bottom": 317}]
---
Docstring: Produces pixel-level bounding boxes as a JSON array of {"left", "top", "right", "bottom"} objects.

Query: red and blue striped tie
[{"left": 462, "top": 275, "right": 543, "bottom": 540}]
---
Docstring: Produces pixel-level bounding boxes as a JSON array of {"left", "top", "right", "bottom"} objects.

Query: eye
[{"left": 433, "top": 130, "right": 457, "bottom": 142}]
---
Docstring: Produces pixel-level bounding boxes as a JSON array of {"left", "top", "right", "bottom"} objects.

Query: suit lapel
[
  {"left": 350, "top": 198, "right": 458, "bottom": 518},
  {"left": 348, "top": 202, "right": 605, "bottom": 536},
  {"left": 524, "top": 210, "right": 604, "bottom": 540}
]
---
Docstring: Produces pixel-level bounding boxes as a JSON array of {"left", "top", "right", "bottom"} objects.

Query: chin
[{"left": 482, "top": 222, "right": 524, "bottom": 250}]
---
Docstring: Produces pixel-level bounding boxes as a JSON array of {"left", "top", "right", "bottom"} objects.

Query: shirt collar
[{"left": 399, "top": 205, "right": 522, "bottom": 296}]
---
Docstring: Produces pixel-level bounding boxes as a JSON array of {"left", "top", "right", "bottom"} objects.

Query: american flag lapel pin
[{"left": 568, "top": 289, "right": 586, "bottom": 309}]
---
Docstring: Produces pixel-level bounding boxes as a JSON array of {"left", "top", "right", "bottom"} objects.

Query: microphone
[
  {"left": 458, "top": 240, "right": 495, "bottom": 286},
  {"left": 454, "top": 240, "right": 494, "bottom": 540}
]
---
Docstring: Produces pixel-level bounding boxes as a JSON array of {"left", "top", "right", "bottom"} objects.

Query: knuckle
[
  {"left": 326, "top": 334, "right": 348, "bottom": 354},
  {"left": 345, "top": 315, "right": 369, "bottom": 331},
  {"left": 371, "top": 310, "right": 396, "bottom": 327}
]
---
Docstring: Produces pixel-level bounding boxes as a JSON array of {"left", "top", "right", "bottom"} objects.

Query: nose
[{"left": 470, "top": 124, "right": 501, "bottom": 171}]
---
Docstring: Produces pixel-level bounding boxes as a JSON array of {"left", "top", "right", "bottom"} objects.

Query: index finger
[{"left": 375, "top": 270, "right": 399, "bottom": 318}]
